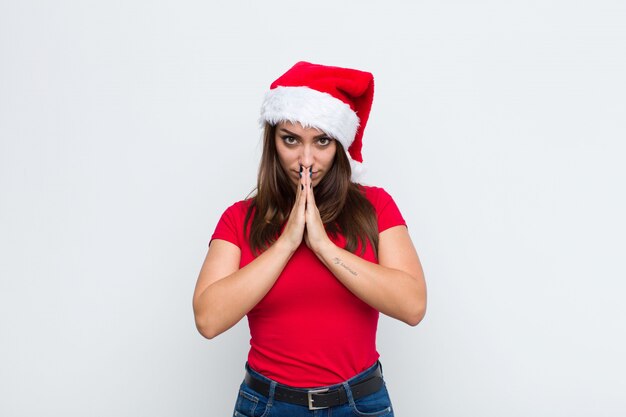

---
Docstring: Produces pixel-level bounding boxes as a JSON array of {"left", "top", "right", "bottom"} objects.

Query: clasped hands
[{"left": 277, "top": 165, "right": 334, "bottom": 256}]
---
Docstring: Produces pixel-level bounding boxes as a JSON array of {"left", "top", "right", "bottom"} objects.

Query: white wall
[{"left": 1, "top": 1, "right": 625, "bottom": 416}]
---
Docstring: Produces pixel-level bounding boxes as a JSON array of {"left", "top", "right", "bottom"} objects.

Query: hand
[
  {"left": 303, "top": 167, "right": 334, "bottom": 255},
  {"left": 275, "top": 166, "right": 307, "bottom": 252}
]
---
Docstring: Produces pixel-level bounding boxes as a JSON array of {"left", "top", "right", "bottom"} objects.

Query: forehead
[{"left": 276, "top": 121, "right": 327, "bottom": 137}]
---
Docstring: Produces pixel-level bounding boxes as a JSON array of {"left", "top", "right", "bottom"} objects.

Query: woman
[{"left": 193, "top": 61, "right": 426, "bottom": 416}]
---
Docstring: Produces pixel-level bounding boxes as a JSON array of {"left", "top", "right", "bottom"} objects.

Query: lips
[{"left": 292, "top": 170, "right": 320, "bottom": 177}]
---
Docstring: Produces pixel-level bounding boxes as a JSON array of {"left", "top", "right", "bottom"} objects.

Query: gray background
[{"left": 1, "top": 1, "right": 625, "bottom": 416}]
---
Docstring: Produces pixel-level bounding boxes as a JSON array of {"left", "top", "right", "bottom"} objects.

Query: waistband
[{"left": 243, "top": 361, "right": 385, "bottom": 410}]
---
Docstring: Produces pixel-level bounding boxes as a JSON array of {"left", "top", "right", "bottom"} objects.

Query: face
[{"left": 274, "top": 121, "right": 337, "bottom": 187}]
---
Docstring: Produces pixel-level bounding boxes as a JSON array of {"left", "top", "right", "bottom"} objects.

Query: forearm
[
  {"left": 316, "top": 243, "right": 426, "bottom": 326},
  {"left": 194, "top": 239, "right": 295, "bottom": 339}
]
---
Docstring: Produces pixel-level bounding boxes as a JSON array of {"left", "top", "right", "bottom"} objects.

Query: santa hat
[{"left": 260, "top": 61, "right": 374, "bottom": 180}]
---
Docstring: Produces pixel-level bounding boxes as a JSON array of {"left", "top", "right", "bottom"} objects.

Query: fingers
[
  {"left": 305, "top": 167, "right": 321, "bottom": 232},
  {"left": 294, "top": 165, "right": 301, "bottom": 199},
  {"left": 297, "top": 165, "right": 307, "bottom": 209},
  {"left": 303, "top": 166, "right": 328, "bottom": 253},
  {"left": 305, "top": 166, "right": 315, "bottom": 206},
  {"left": 280, "top": 166, "right": 307, "bottom": 250}
]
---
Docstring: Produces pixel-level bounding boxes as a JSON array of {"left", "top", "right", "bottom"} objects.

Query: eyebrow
[{"left": 278, "top": 128, "right": 329, "bottom": 139}]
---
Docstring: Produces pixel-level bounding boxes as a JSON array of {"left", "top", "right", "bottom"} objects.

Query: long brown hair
[{"left": 244, "top": 124, "right": 379, "bottom": 257}]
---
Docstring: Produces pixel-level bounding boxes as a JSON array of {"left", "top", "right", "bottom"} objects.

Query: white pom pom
[{"left": 349, "top": 154, "right": 366, "bottom": 183}]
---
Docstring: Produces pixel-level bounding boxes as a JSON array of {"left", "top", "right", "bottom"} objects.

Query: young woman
[{"left": 193, "top": 61, "right": 427, "bottom": 416}]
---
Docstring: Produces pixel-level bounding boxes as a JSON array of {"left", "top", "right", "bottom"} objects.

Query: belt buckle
[{"left": 307, "top": 387, "right": 329, "bottom": 410}]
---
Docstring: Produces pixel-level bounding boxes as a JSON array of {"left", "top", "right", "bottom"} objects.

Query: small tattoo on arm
[{"left": 332, "top": 257, "right": 358, "bottom": 276}]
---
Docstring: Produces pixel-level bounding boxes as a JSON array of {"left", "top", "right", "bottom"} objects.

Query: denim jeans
[{"left": 232, "top": 360, "right": 394, "bottom": 417}]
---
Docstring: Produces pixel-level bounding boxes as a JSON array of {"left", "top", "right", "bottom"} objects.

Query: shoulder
[
  {"left": 357, "top": 184, "right": 406, "bottom": 231},
  {"left": 357, "top": 184, "right": 394, "bottom": 206},
  {"left": 222, "top": 198, "right": 254, "bottom": 214},
  {"left": 211, "top": 198, "right": 255, "bottom": 246},
  {"left": 216, "top": 198, "right": 255, "bottom": 225}
]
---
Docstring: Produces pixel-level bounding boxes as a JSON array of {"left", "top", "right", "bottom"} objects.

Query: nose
[{"left": 298, "top": 145, "right": 314, "bottom": 169}]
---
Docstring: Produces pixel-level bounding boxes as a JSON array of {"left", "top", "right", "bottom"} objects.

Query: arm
[
  {"left": 193, "top": 173, "right": 309, "bottom": 340},
  {"left": 302, "top": 170, "right": 426, "bottom": 326},
  {"left": 313, "top": 226, "right": 427, "bottom": 326},
  {"left": 192, "top": 238, "right": 297, "bottom": 339}
]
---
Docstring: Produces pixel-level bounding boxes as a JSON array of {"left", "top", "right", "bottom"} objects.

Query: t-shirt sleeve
[
  {"left": 209, "top": 202, "right": 243, "bottom": 248},
  {"left": 373, "top": 187, "right": 407, "bottom": 233}
]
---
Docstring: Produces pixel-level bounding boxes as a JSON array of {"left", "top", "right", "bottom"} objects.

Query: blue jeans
[{"left": 232, "top": 360, "right": 394, "bottom": 417}]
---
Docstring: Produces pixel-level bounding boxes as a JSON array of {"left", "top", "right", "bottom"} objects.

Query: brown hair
[{"left": 244, "top": 124, "right": 379, "bottom": 257}]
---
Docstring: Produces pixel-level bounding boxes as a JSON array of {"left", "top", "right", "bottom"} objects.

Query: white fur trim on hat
[{"left": 260, "top": 86, "right": 359, "bottom": 152}]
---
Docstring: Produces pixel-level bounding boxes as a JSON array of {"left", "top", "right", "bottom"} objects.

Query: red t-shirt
[{"left": 210, "top": 185, "right": 406, "bottom": 387}]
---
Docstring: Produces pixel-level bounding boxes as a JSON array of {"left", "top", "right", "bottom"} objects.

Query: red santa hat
[{"left": 260, "top": 61, "right": 374, "bottom": 180}]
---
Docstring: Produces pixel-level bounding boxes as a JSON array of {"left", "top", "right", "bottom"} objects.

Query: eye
[
  {"left": 318, "top": 137, "right": 332, "bottom": 146},
  {"left": 281, "top": 136, "right": 298, "bottom": 145}
]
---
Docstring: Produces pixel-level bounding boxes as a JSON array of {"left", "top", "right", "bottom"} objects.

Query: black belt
[{"left": 244, "top": 364, "right": 384, "bottom": 410}]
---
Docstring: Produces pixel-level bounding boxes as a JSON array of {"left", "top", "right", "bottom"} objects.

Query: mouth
[{"left": 292, "top": 170, "right": 320, "bottom": 178}]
